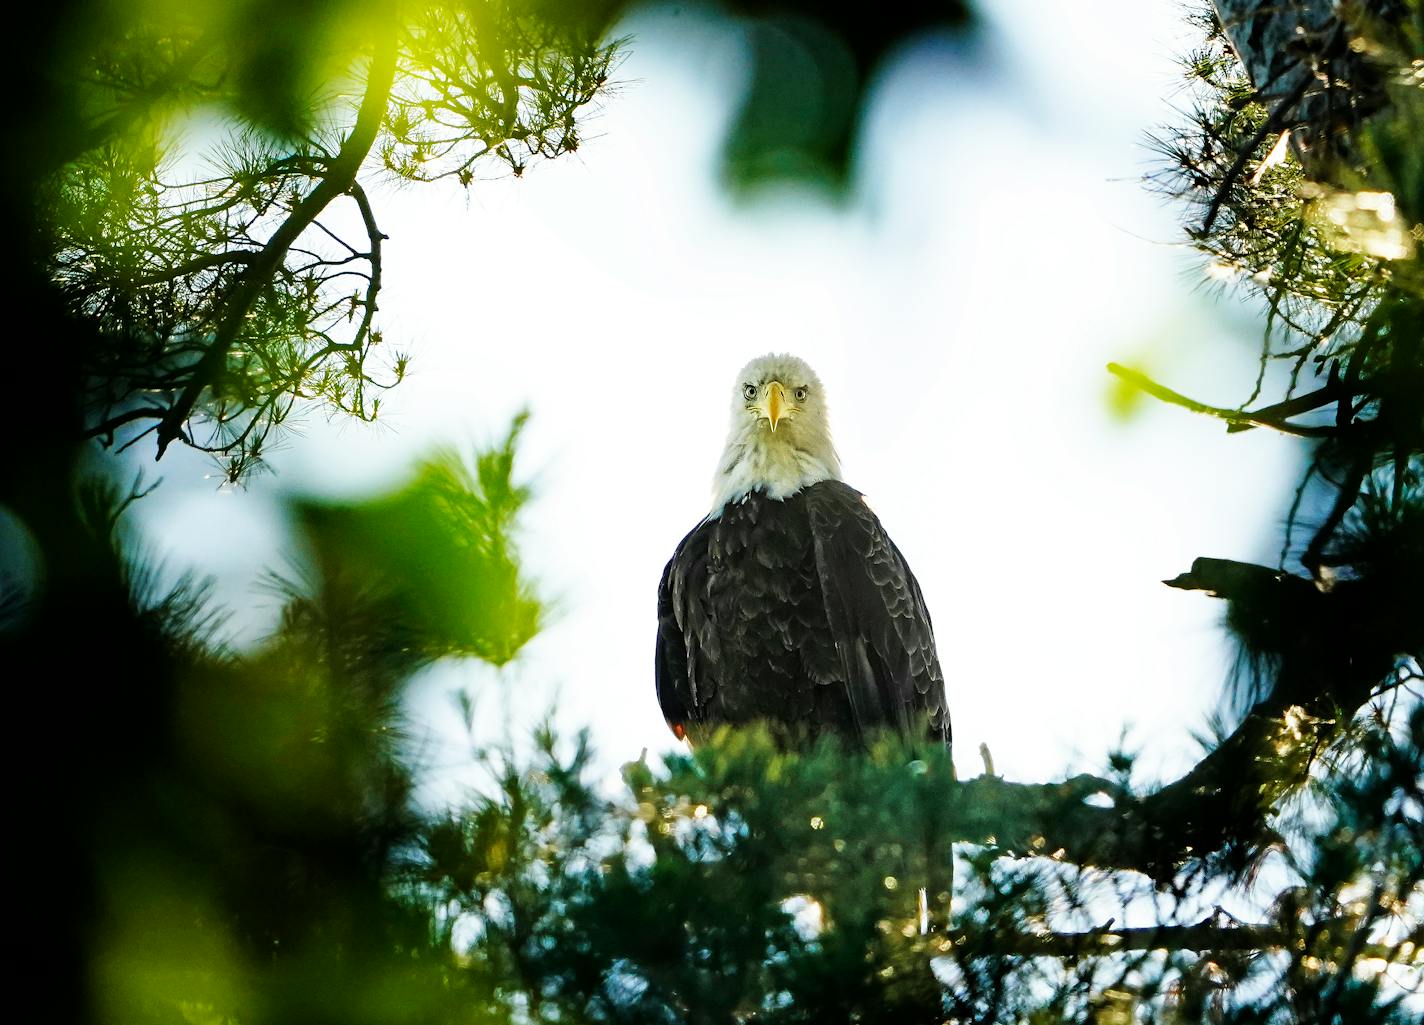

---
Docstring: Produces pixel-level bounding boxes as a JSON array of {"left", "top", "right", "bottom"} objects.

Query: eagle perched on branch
[{"left": 655, "top": 354, "right": 949, "bottom": 750}]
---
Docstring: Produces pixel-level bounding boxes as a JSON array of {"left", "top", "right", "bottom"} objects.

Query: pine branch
[
  {"left": 934, "top": 553, "right": 1416, "bottom": 878},
  {"left": 1107, "top": 362, "right": 1344, "bottom": 437},
  {"left": 1209, "top": 1, "right": 1389, "bottom": 174},
  {"left": 152, "top": 24, "right": 399, "bottom": 457},
  {"left": 1223, "top": 381, "right": 1347, "bottom": 433},
  {"left": 1197, "top": 69, "right": 1312, "bottom": 237},
  {"left": 82, "top": 405, "right": 171, "bottom": 444},
  {"left": 64, "top": 33, "right": 220, "bottom": 165},
  {"left": 126, "top": 249, "right": 258, "bottom": 286},
  {"left": 947, "top": 917, "right": 1391, "bottom": 957}
]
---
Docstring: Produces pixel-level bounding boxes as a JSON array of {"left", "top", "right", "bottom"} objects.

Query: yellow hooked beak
[{"left": 761, "top": 381, "right": 788, "bottom": 432}]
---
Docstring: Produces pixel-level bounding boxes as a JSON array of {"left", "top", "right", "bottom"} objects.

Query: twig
[
  {"left": 1107, "top": 363, "right": 1332, "bottom": 437},
  {"left": 1301, "top": 340, "right": 1373, "bottom": 577},
  {"left": 127, "top": 250, "right": 258, "bottom": 287},
  {"left": 1198, "top": 70, "right": 1313, "bottom": 237}
]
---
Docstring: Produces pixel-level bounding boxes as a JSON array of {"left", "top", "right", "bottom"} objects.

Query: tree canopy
[{"left": 41, "top": 0, "right": 618, "bottom": 481}]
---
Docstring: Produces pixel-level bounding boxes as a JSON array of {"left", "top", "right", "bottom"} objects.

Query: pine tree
[{"left": 41, "top": 0, "right": 617, "bottom": 482}]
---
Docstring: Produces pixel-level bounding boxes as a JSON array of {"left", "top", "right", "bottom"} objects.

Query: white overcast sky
[{"left": 124, "top": 0, "right": 1309, "bottom": 799}]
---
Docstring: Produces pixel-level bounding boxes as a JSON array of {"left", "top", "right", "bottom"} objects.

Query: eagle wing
[
  {"left": 805, "top": 481, "right": 950, "bottom": 748},
  {"left": 655, "top": 519, "right": 713, "bottom": 741}
]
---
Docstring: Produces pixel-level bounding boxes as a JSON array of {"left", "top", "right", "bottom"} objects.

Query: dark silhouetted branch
[
  {"left": 1223, "top": 381, "right": 1352, "bottom": 433},
  {"left": 127, "top": 250, "right": 259, "bottom": 286},
  {"left": 935, "top": 554, "right": 1417, "bottom": 880},
  {"left": 1197, "top": 70, "right": 1313, "bottom": 237},
  {"left": 950, "top": 916, "right": 1393, "bottom": 958},
  {"left": 152, "top": 27, "right": 399, "bottom": 457},
  {"left": 83, "top": 406, "right": 172, "bottom": 444}
]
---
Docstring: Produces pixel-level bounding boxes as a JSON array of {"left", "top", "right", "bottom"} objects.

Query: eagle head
[{"left": 711, "top": 353, "right": 843, "bottom": 513}]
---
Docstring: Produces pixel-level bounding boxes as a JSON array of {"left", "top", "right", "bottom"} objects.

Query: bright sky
[{"left": 124, "top": 1, "right": 1309, "bottom": 800}]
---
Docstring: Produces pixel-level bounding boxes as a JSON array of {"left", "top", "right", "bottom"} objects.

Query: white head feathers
[{"left": 710, "top": 353, "right": 843, "bottom": 514}]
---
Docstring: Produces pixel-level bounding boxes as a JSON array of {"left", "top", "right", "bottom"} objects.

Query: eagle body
[{"left": 655, "top": 354, "right": 949, "bottom": 750}]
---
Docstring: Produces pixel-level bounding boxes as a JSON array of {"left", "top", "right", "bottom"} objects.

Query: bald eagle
[{"left": 655, "top": 354, "right": 949, "bottom": 750}]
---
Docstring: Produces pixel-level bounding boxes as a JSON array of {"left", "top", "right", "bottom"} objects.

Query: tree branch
[
  {"left": 152, "top": 24, "right": 399, "bottom": 458},
  {"left": 82, "top": 406, "right": 172, "bottom": 444},
  {"left": 947, "top": 917, "right": 1375, "bottom": 956},
  {"left": 1197, "top": 69, "right": 1313, "bottom": 237},
  {"left": 127, "top": 249, "right": 258, "bottom": 287},
  {"left": 1107, "top": 363, "right": 1337, "bottom": 437},
  {"left": 1210, "top": 0, "right": 1387, "bottom": 176},
  {"left": 1223, "top": 382, "right": 1351, "bottom": 434},
  {"left": 348, "top": 181, "right": 384, "bottom": 357},
  {"left": 932, "top": 554, "right": 1418, "bottom": 879}
]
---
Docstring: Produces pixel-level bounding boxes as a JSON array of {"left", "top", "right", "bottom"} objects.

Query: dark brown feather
[{"left": 655, "top": 481, "right": 949, "bottom": 749}]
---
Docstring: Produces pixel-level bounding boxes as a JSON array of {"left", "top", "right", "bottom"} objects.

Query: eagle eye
[
  {"left": 794, "top": 386, "right": 809, "bottom": 402},
  {"left": 743, "top": 383, "right": 758, "bottom": 400}
]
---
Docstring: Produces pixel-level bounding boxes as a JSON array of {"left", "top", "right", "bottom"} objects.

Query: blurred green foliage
[
  {"left": 712, "top": 1, "right": 974, "bottom": 195},
  {"left": 296, "top": 415, "right": 540, "bottom": 665},
  {"left": 59, "top": 422, "right": 544, "bottom": 1025}
]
